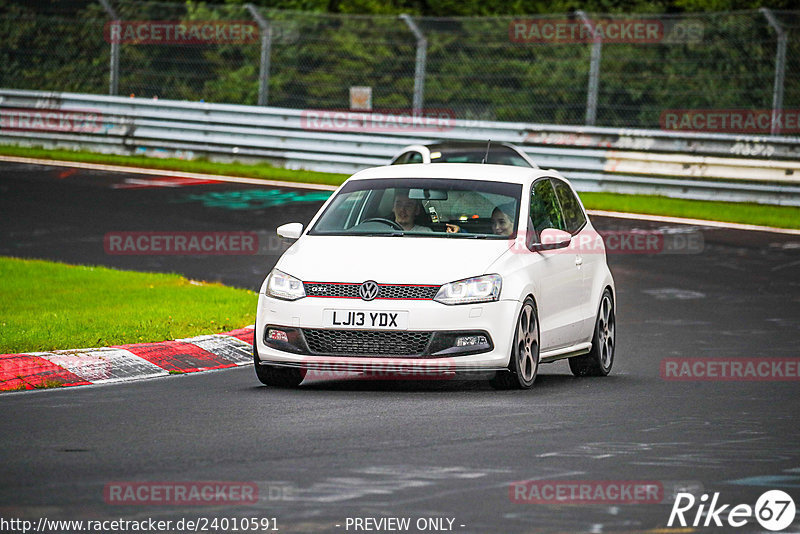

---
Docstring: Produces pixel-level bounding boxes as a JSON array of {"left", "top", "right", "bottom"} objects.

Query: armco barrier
[{"left": 1, "top": 89, "right": 799, "bottom": 205}]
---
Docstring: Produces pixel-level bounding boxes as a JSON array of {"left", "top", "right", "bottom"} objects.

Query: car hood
[{"left": 275, "top": 235, "right": 512, "bottom": 284}]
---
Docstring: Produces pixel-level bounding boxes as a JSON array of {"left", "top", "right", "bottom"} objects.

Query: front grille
[
  {"left": 304, "top": 282, "right": 439, "bottom": 300},
  {"left": 302, "top": 329, "right": 433, "bottom": 356}
]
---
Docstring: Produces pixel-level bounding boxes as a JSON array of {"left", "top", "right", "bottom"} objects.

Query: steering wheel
[{"left": 361, "top": 218, "right": 404, "bottom": 231}]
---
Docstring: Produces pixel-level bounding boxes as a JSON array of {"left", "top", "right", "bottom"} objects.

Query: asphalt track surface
[{"left": 1, "top": 161, "right": 799, "bottom": 533}]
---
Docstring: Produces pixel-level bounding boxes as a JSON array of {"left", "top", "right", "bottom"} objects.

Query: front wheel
[
  {"left": 569, "top": 289, "right": 615, "bottom": 377},
  {"left": 253, "top": 330, "right": 305, "bottom": 387},
  {"left": 490, "top": 298, "right": 539, "bottom": 390}
]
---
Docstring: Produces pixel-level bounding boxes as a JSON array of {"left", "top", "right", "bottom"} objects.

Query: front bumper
[{"left": 255, "top": 293, "right": 520, "bottom": 372}]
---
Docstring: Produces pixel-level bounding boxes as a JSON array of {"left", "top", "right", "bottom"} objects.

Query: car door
[
  {"left": 528, "top": 178, "right": 584, "bottom": 350},
  {"left": 552, "top": 178, "right": 595, "bottom": 341}
]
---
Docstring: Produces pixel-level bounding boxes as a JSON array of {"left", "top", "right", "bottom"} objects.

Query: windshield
[
  {"left": 309, "top": 178, "right": 522, "bottom": 238},
  {"left": 431, "top": 147, "right": 532, "bottom": 167}
]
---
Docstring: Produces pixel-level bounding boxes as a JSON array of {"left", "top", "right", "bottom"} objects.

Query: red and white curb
[{"left": 0, "top": 326, "right": 255, "bottom": 392}]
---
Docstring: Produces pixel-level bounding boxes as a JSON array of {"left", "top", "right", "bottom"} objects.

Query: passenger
[
  {"left": 491, "top": 205, "right": 515, "bottom": 236},
  {"left": 393, "top": 190, "right": 432, "bottom": 232}
]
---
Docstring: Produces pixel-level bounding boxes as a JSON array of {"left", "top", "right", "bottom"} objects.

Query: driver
[{"left": 393, "top": 190, "right": 432, "bottom": 232}]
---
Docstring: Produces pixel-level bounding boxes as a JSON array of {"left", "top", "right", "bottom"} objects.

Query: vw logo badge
[{"left": 359, "top": 280, "right": 379, "bottom": 301}]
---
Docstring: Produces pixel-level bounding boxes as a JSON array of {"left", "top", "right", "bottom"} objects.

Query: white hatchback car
[
  {"left": 255, "top": 163, "right": 615, "bottom": 389},
  {"left": 390, "top": 141, "right": 538, "bottom": 168}
]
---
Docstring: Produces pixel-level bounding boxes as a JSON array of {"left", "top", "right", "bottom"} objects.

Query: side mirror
[
  {"left": 277, "top": 222, "right": 304, "bottom": 240},
  {"left": 531, "top": 228, "right": 572, "bottom": 252}
]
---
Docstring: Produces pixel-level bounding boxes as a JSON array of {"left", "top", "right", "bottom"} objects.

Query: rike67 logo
[{"left": 668, "top": 490, "right": 796, "bottom": 531}]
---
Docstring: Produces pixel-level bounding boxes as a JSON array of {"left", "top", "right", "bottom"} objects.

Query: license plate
[{"left": 323, "top": 309, "right": 408, "bottom": 330}]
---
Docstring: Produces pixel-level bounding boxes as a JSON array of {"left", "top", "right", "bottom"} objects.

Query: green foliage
[
  {"left": 0, "top": 1, "right": 108, "bottom": 93},
  {"left": 229, "top": 0, "right": 800, "bottom": 15},
  {"left": 0, "top": 2, "right": 797, "bottom": 128}
]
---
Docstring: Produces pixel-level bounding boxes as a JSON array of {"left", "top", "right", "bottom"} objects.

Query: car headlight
[
  {"left": 434, "top": 274, "right": 502, "bottom": 305},
  {"left": 265, "top": 269, "right": 305, "bottom": 301}
]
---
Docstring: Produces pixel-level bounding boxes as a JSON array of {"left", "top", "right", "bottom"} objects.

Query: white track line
[
  {"left": 0, "top": 155, "right": 338, "bottom": 191},
  {"left": 587, "top": 210, "right": 800, "bottom": 236},
  {"left": 1, "top": 155, "right": 797, "bottom": 235}
]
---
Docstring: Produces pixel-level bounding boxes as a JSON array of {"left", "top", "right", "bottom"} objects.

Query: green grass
[
  {"left": 579, "top": 192, "right": 800, "bottom": 230},
  {"left": 1, "top": 144, "right": 798, "bottom": 229},
  {"left": 0, "top": 257, "right": 256, "bottom": 354}
]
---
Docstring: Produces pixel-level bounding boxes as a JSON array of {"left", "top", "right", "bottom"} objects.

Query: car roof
[{"left": 348, "top": 163, "right": 557, "bottom": 185}]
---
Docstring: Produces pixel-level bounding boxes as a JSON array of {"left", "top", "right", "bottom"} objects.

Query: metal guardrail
[{"left": 1, "top": 89, "right": 799, "bottom": 206}]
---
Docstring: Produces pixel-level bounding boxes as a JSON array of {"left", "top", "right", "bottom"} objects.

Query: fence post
[
  {"left": 98, "top": 0, "right": 119, "bottom": 96},
  {"left": 400, "top": 14, "right": 427, "bottom": 114},
  {"left": 246, "top": 4, "right": 272, "bottom": 106},
  {"left": 576, "top": 10, "right": 601, "bottom": 126},
  {"left": 761, "top": 8, "right": 786, "bottom": 136}
]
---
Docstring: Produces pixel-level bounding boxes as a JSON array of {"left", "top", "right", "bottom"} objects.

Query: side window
[
  {"left": 530, "top": 179, "right": 566, "bottom": 237},
  {"left": 552, "top": 179, "right": 586, "bottom": 234},
  {"left": 391, "top": 151, "right": 424, "bottom": 165},
  {"left": 391, "top": 152, "right": 412, "bottom": 165}
]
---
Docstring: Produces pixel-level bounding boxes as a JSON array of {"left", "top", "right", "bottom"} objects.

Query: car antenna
[{"left": 482, "top": 139, "right": 491, "bottom": 164}]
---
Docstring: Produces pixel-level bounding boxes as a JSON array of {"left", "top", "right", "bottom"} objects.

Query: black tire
[
  {"left": 569, "top": 289, "right": 615, "bottom": 377},
  {"left": 490, "top": 298, "right": 539, "bottom": 390},
  {"left": 253, "top": 329, "right": 305, "bottom": 387}
]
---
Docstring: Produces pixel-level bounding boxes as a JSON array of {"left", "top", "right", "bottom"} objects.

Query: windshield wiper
[
  {"left": 349, "top": 231, "right": 405, "bottom": 237},
  {"left": 442, "top": 233, "right": 488, "bottom": 238}
]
